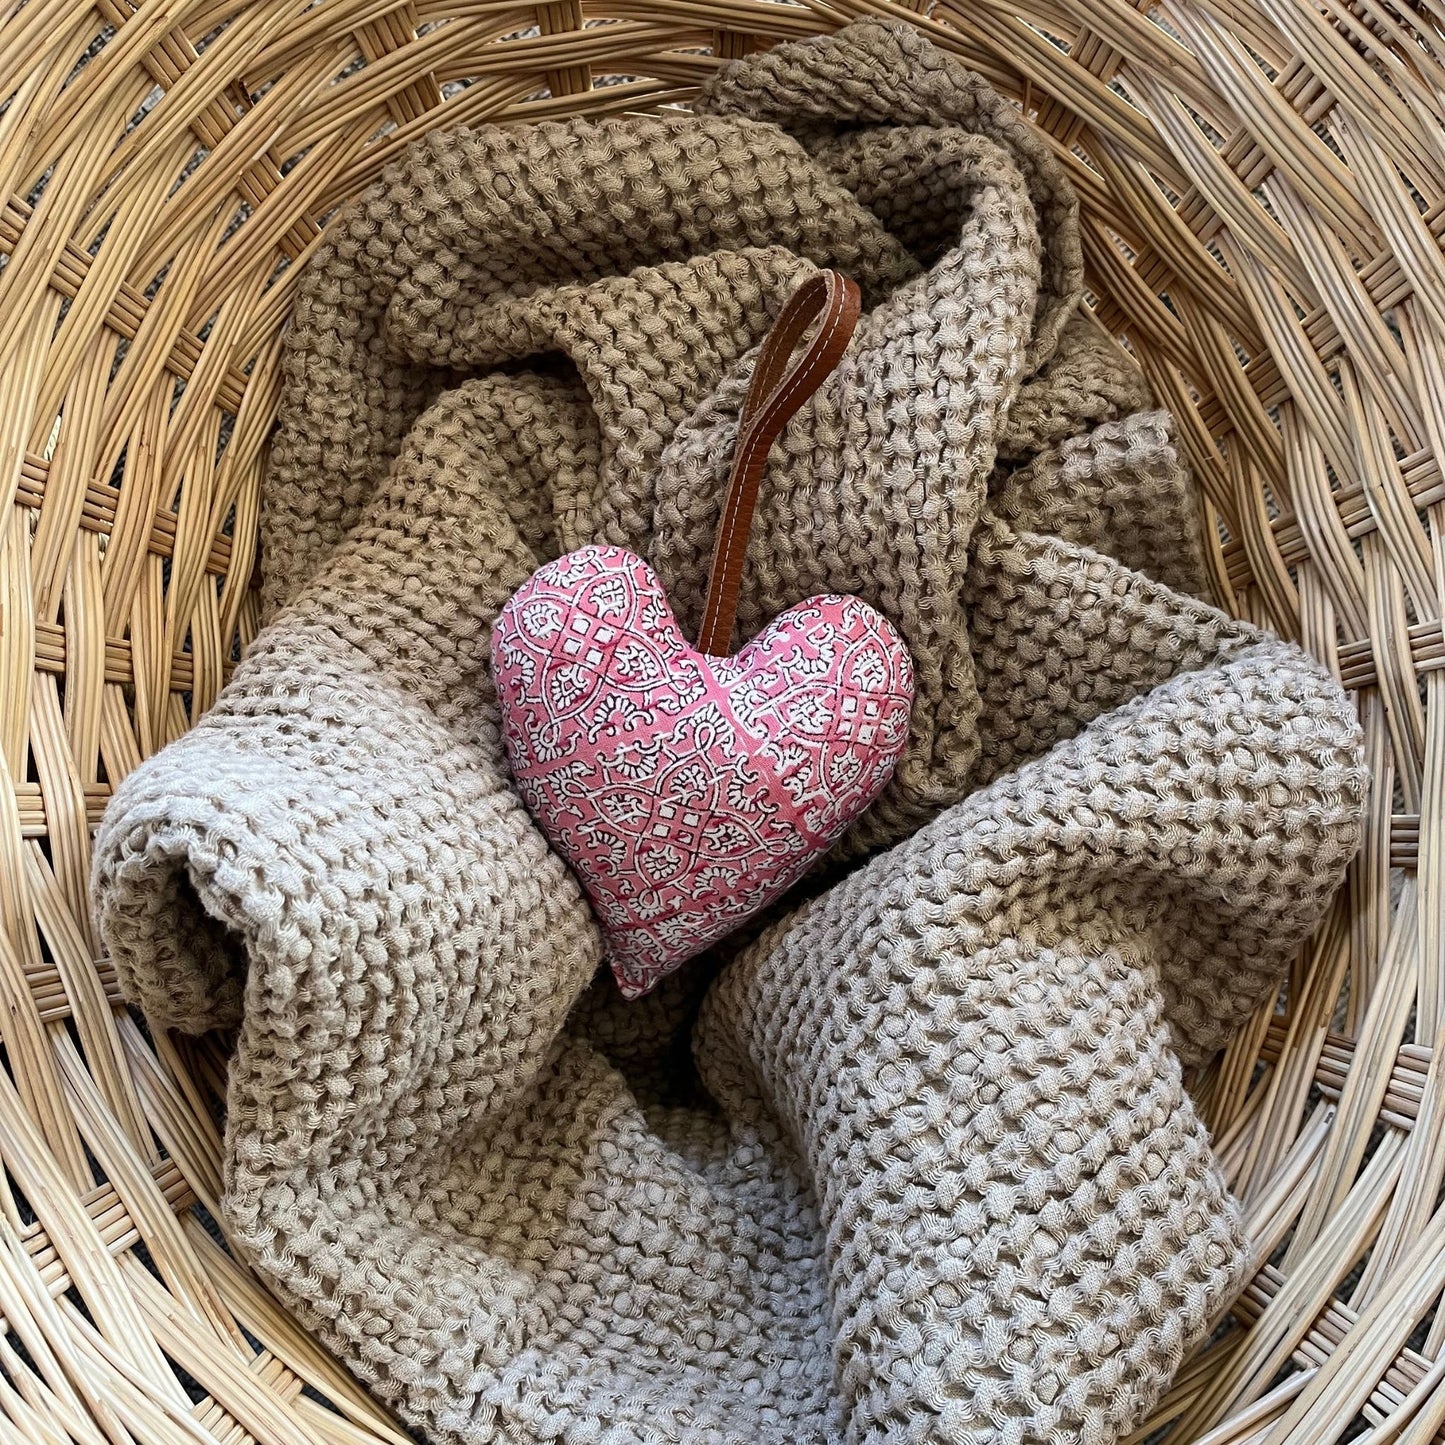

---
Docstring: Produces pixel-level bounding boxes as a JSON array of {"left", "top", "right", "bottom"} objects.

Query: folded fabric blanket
[{"left": 92, "top": 22, "right": 1367, "bottom": 1445}]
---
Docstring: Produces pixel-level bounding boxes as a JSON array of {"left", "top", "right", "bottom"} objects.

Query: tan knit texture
[{"left": 91, "top": 23, "right": 1366, "bottom": 1445}]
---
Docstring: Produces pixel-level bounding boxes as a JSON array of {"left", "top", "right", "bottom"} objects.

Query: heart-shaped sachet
[
  {"left": 492, "top": 270, "right": 915, "bottom": 997},
  {"left": 493, "top": 546, "right": 913, "bottom": 997}
]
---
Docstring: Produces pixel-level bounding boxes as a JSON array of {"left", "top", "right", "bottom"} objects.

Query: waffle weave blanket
[{"left": 92, "top": 22, "right": 1366, "bottom": 1445}]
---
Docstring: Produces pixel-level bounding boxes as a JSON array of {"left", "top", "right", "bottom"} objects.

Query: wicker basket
[{"left": 2, "top": 0, "right": 1442, "bottom": 1440}]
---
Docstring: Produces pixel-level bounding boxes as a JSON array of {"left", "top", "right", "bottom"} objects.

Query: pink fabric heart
[{"left": 492, "top": 545, "right": 914, "bottom": 997}]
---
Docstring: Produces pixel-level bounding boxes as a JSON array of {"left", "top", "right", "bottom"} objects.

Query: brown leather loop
[{"left": 695, "top": 270, "right": 862, "bottom": 656}]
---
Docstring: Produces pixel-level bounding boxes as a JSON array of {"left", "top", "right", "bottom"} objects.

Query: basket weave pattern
[{"left": 1, "top": 1, "right": 1443, "bottom": 1441}]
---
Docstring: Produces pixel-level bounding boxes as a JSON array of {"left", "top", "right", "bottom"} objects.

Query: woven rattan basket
[{"left": 2, "top": 0, "right": 1444, "bottom": 1440}]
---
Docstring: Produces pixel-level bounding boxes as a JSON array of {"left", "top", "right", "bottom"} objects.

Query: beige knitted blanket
[{"left": 93, "top": 23, "right": 1367, "bottom": 1445}]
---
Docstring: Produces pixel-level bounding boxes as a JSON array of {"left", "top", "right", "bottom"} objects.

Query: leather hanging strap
[{"left": 695, "top": 269, "right": 862, "bottom": 657}]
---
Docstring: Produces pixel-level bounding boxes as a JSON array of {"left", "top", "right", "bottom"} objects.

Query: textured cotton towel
[{"left": 92, "top": 22, "right": 1367, "bottom": 1445}]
